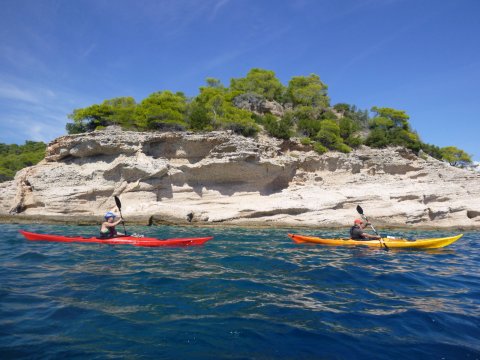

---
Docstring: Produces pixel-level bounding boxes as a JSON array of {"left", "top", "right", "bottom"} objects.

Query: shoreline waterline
[{"left": 2, "top": 214, "right": 478, "bottom": 231}]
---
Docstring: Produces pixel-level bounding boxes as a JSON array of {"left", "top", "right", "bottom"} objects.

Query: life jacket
[
  {"left": 350, "top": 225, "right": 365, "bottom": 240},
  {"left": 100, "top": 226, "right": 117, "bottom": 238}
]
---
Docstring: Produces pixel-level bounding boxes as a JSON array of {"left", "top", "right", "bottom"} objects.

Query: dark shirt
[{"left": 350, "top": 225, "right": 366, "bottom": 240}]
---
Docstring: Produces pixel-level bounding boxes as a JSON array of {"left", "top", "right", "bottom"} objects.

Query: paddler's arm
[
  {"left": 362, "top": 232, "right": 381, "bottom": 240},
  {"left": 105, "top": 218, "right": 124, "bottom": 227},
  {"left": 360, "top": 223, "right": 381, "bottom": 239}
]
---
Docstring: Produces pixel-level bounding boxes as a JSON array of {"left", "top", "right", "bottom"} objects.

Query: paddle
[
  {"left": 356, "top": 205, "right": 388, "bottom": 250},
  {"left": 114, "top": 195, "right": 127, "bottom": 236}
]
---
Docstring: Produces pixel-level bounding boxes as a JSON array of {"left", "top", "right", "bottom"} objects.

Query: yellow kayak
[{"left": 288, "top": 233, "right": 463, "bottom": 249}]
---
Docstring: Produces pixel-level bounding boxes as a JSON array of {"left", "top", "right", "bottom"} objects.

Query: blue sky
[{"left": 1, "top": 0, "right": 479, "bottom": 159}]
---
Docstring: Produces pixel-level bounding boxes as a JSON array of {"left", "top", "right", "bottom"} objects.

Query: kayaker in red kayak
[
  {"left": 350, "top": 219, "right": 381, "bottom": 240},
  {"left": 100, "top": 212, "right": 124, "bottom": 238}
]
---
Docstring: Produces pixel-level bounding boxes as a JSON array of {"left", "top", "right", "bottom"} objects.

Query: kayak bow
[
  {"left": 288, "top": 233, "right": 463, "bottom": 249},
  {"left": 20, "top": 230, "right": 213, "bottom": 247}
]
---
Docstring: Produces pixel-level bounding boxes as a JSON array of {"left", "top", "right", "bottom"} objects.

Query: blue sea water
[{"left": 1, "top": 224, "right": 479, "bottom": 359}]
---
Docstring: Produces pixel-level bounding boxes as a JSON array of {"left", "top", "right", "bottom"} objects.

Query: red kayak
[{"left": 20, "top": 230, "right": 213, "bottom": 247}]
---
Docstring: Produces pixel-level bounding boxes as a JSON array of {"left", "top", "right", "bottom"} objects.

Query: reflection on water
[{"left": 1, "top": 224, "right": 479, "bottom": 359}]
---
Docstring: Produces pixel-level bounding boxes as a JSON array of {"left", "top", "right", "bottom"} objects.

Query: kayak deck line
[
  {"left": 288, "top": 233, "right": 463, "bottom": 249},
  {"left": 20, "top": 230, "right": 213, "bottom": 247}
]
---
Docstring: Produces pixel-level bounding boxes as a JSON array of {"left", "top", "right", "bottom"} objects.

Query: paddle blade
[
  {"left": 356, "top": 205, "right": 364, "bottom": 215},
  {"left": 114, "top": 196, "right": 122, "bottom": 210}
]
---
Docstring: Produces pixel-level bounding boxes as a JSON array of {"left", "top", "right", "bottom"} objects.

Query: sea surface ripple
[{"left": 1, "top": 224, "right": 479, "bottom": 359}]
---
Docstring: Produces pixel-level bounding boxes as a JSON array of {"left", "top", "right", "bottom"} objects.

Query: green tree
[
  {"left": 339, "top": 117, "right": 362, "bottom": 148},
  {"left": 366, "top": 107, "right": 421, "bottom": 151},
  {"left": 371, "top": 107, "right": 411, "bottom": 130},
  {"left": 334, "top": 103, "right": 369, "bottom": 129},
  {"left": 230, "top": 68, "right": 284, "bottom": 101},
  {"left": 0, "top": 141, "right": 46, "bottom": 182},
  {"left": 67, "top": 103, "right": 114, "bottom": 133},
  {"left": 313, "top": 142, "right": 328, "bottom": 155},
  {"left": 365, "top": 128, "right": 389, "bottom": 148},
  {"left": 335, "top": 143, "right": 352, "bottom": 153},
  {"left": 264, "top": 113, "right": 294, "bottom": 139},
  {"left": 339, "top": 117, "right": 357, "bottom": 140},
  {"left": 370, "top": 116, "right": 395, "bottom": 130},
  {"left": 103, "top": 97, "right": 137, "bottom": 129},
  {"left": 205, "top": 77, "right": 224, "bottom": 89},
  {"left": 137, "top": 91, "right": 187, "bottom": 130},
  {"left": 419, "top": 143, "right": 442, "bottom": 160},
  {"left": 320, "top": 109, "right": 337, "bottom": 121},
  {"left": 188, "top": 83, "right": 259, "bottom": 136},
  {"left": 389, "top": 127, "right": 421, "bottom": 151},
  {"left": 440, "top": 146, "right": 472, "bottom": 166},
  {"left": 188, "top": 101, "right": 212, "bottom": 131},
  {"left": 333, "top": 103, "right": 350, "bottom": 113},
  {"left": 66, "top": 97, "right": 138, "bottom": 133},
  {"left": 222, "top": 113, "right": 259, "bottom": 137},
  {"left": 315, "top": 120, "right": 340, "bottom": 147},
  {"left": 314, "top": 119, "right": 351, "bottom": 152},
  {"left": 286, "top": 74, "right": 329, "bottom": 107},
  {"left": 294, "top": 106, "right": 323, "bottom": 137},
  {"left": 189, "top": 86, "right": 227, "bottom": 130},
  {"left": 62, "top": 72, "right": 472, "bottom": 161}
]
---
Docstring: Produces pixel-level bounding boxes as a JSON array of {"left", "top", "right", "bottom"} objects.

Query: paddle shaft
[
  {"left": 362, "top": 214, "right": 379, "bottom": 236},
  {"left": 356, "top": 205, "right": 388, "bottom": 250},
  {"left": 114, "top": 196, "right": 127, "bottom": 235}
]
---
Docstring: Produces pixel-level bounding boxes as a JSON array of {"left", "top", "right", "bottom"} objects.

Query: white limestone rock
[{"left": 0, "top": 126, "right": 479, "bottom": 229}]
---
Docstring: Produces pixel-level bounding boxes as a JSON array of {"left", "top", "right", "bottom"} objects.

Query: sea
[{"left": 1, "top": 224, "right": 479, "bottom": 359}]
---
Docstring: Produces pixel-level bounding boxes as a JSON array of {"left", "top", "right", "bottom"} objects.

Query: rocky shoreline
[
  {"left": 1, "top": 127, "right": 479, "bottom": 229},
  {"left": 1, "top": 215, "right": 479, "bottom": 232}
]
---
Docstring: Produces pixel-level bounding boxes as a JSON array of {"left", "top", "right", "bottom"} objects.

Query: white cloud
[
  {"left": 0, "top": 44, "right": 50, "bottom": 76},
  {"left": 0, "top": 75, "right": 93, "bottom": 144},
  {"left": 81, "top": 43, "right": 97, "bottom": 59},
  {"left": 0, "top": 76, "right": 58, "bottom": 104},
  {"left": 0, "top": 83, "right": 41, "bottom": 103},
  {"left": 0, "top": 111, "right": 66, "bottom": 144},
  {"left": 209, "top": 0, "right": 231, "bottom": 21}
]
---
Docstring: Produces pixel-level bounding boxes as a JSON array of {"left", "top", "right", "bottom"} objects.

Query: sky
[{"left": 1, "top": 0, "right": 479, "bottom": 160}]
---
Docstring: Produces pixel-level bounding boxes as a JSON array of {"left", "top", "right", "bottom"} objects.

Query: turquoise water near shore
[{"left": 1, "top": 224, "right": 479, "bottom": 359}]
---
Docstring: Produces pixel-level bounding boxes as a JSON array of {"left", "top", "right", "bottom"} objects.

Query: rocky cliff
[{"left": 1, "top": 126, "right": 479, "bottom": 229}]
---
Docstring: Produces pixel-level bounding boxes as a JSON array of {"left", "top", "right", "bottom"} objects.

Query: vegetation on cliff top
[
  {"left": 65, "top": 68, "right": 471, "bottom": 166},
  {"left": 0, "top": 141, "right": 46, "bottom": 182},
  {"left": 0, "top": 68, "right": 472, "bottom": 183}
]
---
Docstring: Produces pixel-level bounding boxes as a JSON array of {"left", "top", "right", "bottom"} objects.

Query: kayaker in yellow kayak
[
  {"left": 350, "top": 219, "right": 381, "bottom": 240},
  {"left": 100, "top": 212, "right": 124, "bottom": 238}
]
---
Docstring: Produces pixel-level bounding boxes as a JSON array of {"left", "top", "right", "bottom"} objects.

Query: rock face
[
  {"left": 1, "top": 126, "right": 479, "bottom": 229},
  {"left": 233, "top": 93, "right": 285, "bottom": 117}
]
